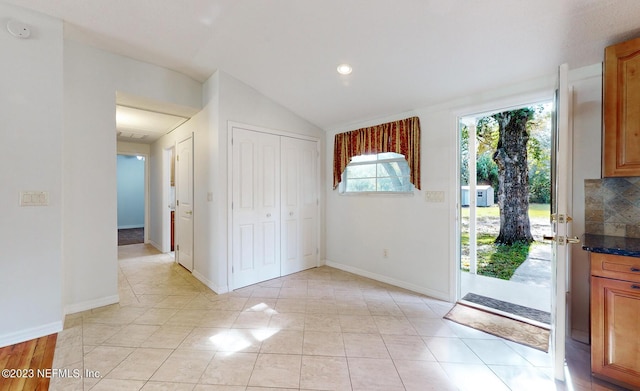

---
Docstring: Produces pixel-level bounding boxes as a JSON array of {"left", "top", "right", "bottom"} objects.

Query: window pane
[
  {"left": 346, "top": 164, "right": 376, "bottom": 179},
  {"left": 377, "top": 177, "right": 412, "bottom": 192},
  {"left": 341, "top": 153, "right": 413, "bottom": 193},
  {"left": 377, "top": 152, "right": 404, "bottom": 159},
  {"left": 377, "top": 162, "right": 403, "bottom": 177},
  {"left": 346, "top": 178, "right": 376, "bottom": 192}
]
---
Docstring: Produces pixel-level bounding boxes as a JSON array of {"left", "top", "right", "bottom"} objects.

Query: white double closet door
[{"left": 232, "top": 126, "right": 319, "bottom": 289}]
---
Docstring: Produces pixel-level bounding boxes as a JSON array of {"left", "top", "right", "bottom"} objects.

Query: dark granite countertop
[{"left": 582, "top": 234, "right": 640, "bottom": 257}]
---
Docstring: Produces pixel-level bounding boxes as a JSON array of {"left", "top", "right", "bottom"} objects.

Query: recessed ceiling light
[{"left": 337, "top": 64, "right": 353, "bottom": 75}]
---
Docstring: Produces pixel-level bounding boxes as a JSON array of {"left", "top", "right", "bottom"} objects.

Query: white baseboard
[
  {"left": 64, "top": 294, "right": 120, "bottom": 315},
  {"left": 0, "top": 321, "right": 63, "bottom": 348},
  {"left": 149, "top": 240, "right": 163, "bottom": 252},
  {"left": 193, "top": 270, "right": 228, "bottom": 295},
  {"left": 324, "top": 259, "right": 450, "bottom": 302}
]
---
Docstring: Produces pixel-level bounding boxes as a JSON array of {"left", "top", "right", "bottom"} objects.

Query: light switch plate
[
  {"left": 20, "top": 191, "right": 49, "bottom": 206},
  {"left": 425, "top": 191, "right": 445, "bottom": 203}
]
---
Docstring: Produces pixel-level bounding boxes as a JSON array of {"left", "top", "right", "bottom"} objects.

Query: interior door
[
  {"left": 281, "top": 137, "right": 319, "bottom": 275},
  {"left": 549, "top": 63, "right": 573, "bottom": 381},
  {"left": 232, "top": 128, "right": 281, "bottom": 288},
  {"left": 176, "top": 135, "right": 194, "bottom": 271}
]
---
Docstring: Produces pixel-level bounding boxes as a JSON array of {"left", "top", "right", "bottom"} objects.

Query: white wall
[
  {"left": 325, "top": 65, "right": 603, "bottom": 319},
  {"left": 63, "top": 40, "right": 201, "bottom": 314},
  {"left": 325, "top": 108, "right": 458, "bottom": 300},
  {"left": 0, "top": 4, "right": 64, "bottom": 346}
]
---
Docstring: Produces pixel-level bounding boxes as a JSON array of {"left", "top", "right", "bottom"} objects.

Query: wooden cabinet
[
  {"left": 603, "top": 36, "right": 640, "bottom": 177},
  {"left": 590, "top": 252, "right": 640, "bottom": 388}
]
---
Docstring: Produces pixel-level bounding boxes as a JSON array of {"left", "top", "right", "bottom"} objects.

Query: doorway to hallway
[{"left": 117, "top": 154, "right": 147, "bottom": 246}]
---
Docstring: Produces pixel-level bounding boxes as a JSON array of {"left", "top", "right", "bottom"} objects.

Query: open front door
[{"left": 548, "top": 63, "right": 578, "bottom": 381}]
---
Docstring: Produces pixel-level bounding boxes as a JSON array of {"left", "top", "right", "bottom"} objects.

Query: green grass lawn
[
  {"left": 461, "top": 203, "right": 550, "bottom": 219},
  {"left": 460, "top": 203, "right": 550, "bottom": 280}
]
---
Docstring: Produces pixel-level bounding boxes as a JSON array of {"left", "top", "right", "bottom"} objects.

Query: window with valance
[{"left": 333, "top": 116, "right": 421, "bottom": 191}]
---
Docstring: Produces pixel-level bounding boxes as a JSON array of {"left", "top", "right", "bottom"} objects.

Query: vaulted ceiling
[{"left": 6, "top": 0, "right": 640, "bottom": 129}]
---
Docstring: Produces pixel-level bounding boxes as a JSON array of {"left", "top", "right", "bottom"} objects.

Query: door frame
[
  {"left": 453, "top": 87, "right": 569, "bottom": 370},
  {"left": 162, "top": 145, "right": 175, "bottom": 253},
  {"left": 452, "top": 87, "right": 556, "bottom": 303},
  {"left": 226, "top": 121, "right": 321, "bottom": 292}
]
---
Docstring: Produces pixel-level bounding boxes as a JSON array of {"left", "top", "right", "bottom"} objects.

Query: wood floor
[{"left": 0, "top": 334, "right": 57, "bottom": 391}]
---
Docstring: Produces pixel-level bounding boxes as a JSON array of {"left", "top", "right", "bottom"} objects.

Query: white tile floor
[{"left": 50, "top": 244, "right": 628, "bottom": 390}]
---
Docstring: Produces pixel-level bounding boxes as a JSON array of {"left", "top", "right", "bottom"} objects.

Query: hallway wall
[
  {"left": 63, "top": 40, "right": 202, "bottom": 314},
  {"left": 0, "top": 3, "right": 64, "bottom": 346}
]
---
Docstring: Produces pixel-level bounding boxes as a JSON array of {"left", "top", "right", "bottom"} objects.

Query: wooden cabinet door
[
  {"left": 604, "top": 36, "right": 640, "bottom": 177},
  {"left": 591, "top": 276, "right": 640, "bottom": 387}
]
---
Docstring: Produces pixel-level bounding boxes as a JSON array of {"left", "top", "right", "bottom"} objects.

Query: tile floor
[{"left": 50, "top": 244, "right": 627, "bottom": 390}]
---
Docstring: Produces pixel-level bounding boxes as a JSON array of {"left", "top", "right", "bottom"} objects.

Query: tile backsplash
[{"left": 585, "top": 177, "right": 640, "bottom": 238}]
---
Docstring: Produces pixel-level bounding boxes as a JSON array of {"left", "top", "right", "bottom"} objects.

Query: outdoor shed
[{"left": 461, "top": 185, "right": 495, "bottom": 207}]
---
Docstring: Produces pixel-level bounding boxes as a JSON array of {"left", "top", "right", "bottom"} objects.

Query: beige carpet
[{"left": 444, "top": 303, "right": 550, "bottom": 352}]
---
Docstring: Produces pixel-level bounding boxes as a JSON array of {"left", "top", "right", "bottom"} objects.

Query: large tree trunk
[{"left": 492, "top": 109, "right": 534, "bottom": 245}]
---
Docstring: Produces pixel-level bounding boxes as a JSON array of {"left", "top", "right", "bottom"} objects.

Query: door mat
[
  {"left": 444, "top": 303, "right": 550, "bottom": 352},
  {"left": 461, "top": 293, "right": 551, "bottom": 325}
]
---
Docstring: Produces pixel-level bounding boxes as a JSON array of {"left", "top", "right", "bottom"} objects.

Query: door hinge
[
  {"left": 232, "top": 265, "right": 234, "bottom": 273},
  {"left": 177, "top": 200, "right": 179, "bottom": 206},
  {"left": 176, "top": 244, "right": 179, "bottom": 251},
  {"left": 177, "top": 155, "right": 179, "bottom": 161},
  {"left": 316, "top": 248, "right": 319, "bottom": 255}
]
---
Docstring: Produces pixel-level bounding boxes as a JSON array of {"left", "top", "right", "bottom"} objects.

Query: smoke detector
[{"left": 7, "top": 19, "right": 31, "bottom": 39}]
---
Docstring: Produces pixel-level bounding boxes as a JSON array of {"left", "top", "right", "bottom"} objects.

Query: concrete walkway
[{"left": 510, "top": 243, "right": 552, "bottom": 288}]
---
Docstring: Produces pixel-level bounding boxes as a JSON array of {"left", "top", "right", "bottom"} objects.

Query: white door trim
[
  {"left": 161, "top": 146, "right": 175, "bottom": 254},
  {"left": 552, "top": 63, "right": 571, "bottom": 381}
]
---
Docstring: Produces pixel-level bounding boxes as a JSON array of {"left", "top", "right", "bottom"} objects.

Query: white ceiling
[
  {"left": 116, "top": 105, "right": 188, "bottom": 144},
  {"left": 6, "top": 0, "right": 640, "bottom": 130}
]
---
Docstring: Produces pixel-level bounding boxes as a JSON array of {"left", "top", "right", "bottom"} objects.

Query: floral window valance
[{"left": 333, "top": 116, "right": 421, "bottom": 190}]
